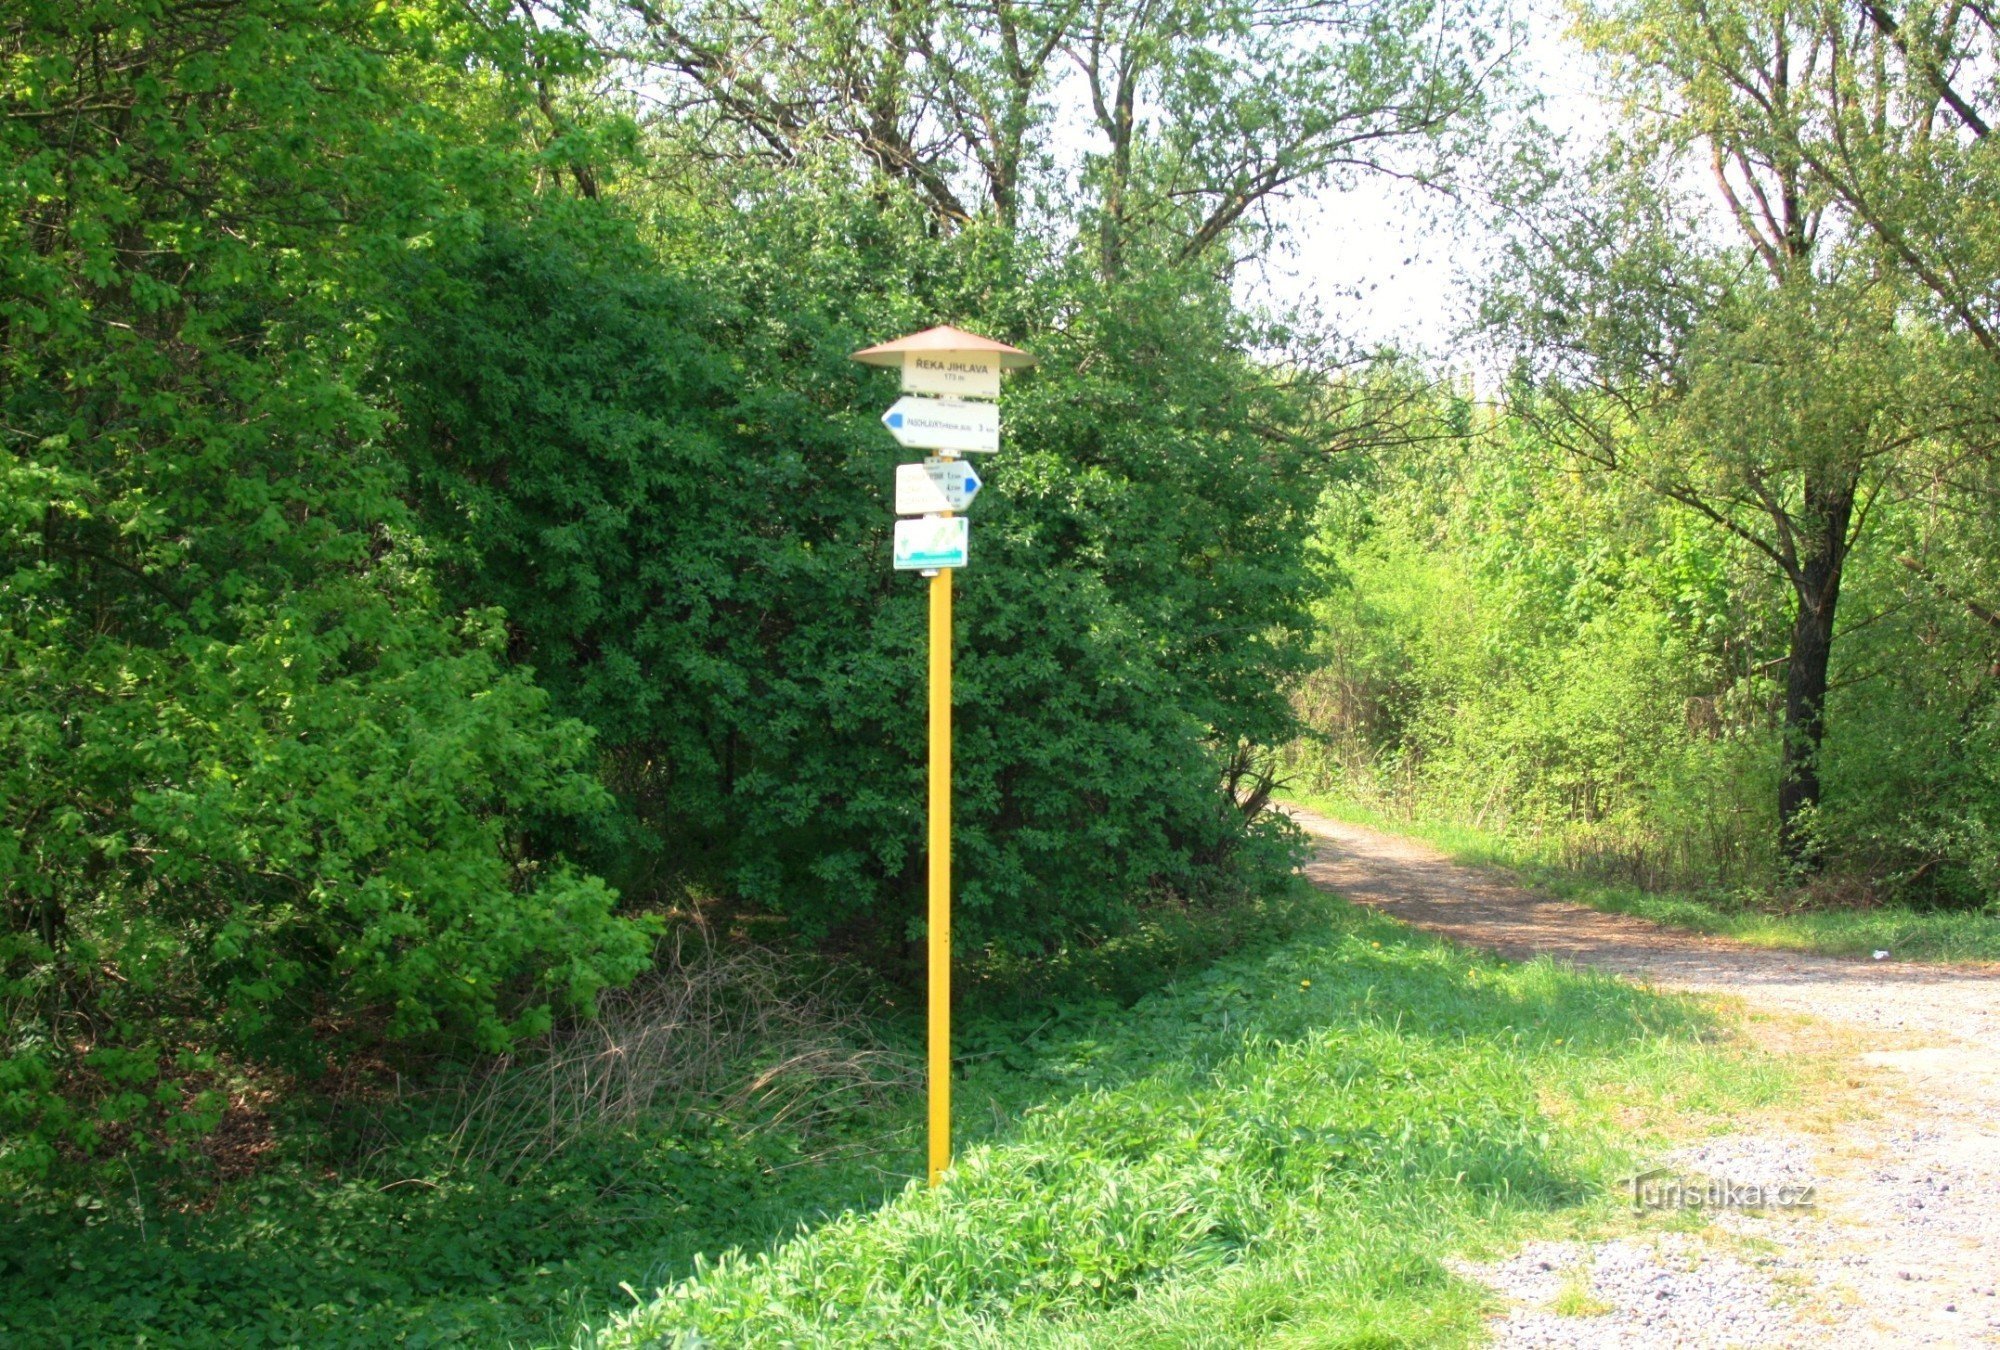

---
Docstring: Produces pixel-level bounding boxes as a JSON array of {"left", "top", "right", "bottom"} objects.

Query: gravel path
[{"left": 1286, "top": 805, "right": 2000, "bottom": 1348}]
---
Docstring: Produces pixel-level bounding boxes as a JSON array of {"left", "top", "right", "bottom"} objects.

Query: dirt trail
[{"left": 1287, "top": 804, "right": 2000, "bottom": 1349}]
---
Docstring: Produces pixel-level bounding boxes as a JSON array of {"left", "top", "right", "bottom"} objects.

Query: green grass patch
[
  {"left": 0, "top": 878, "right": 1342, "bottom": 1349},
  {"left": 1, "top": 883, "right": 1787, "bottom": 1348},
  {"left": 1288, "top": 794, "right": 2000, "bottom": 965},
  {"left": 0, "top": 1071, "right": 918, "bottom": 1347},
  {"left": 595, "top": 897, "right": 1786, "bottom": 1347}
]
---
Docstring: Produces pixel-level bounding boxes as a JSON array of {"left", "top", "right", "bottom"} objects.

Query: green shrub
[
  {"left": 392, "top": 203, "right": 1320, "bottom": 953},
  {"left": 1292, "top": 390, "right": 2000, "bottom": 908},
  {"left": 1, "top": 0, "right": 651, "bottom": 1172},
  {"left": 1291, "top": 405, "right": 1783, "bottom": 890}
]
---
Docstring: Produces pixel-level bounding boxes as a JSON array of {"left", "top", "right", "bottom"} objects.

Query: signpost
[{"left": 853, "top": 325, "right": 1033, "bottom": 1188}]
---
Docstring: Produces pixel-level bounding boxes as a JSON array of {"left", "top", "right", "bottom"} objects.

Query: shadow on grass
[
  {"left": 0, "top": 1089, "right": 926, "bottom": 1347},
  {"left": 0, "top": 887, "right": 1758, "bottom": 1349},
  {"left": 591, "top": 893, "right": 1774, "bottom": 1347}
]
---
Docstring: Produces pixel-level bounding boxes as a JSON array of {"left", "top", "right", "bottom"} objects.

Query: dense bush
[
  {"left": 4, "top": 0, "right": 1333, "bottom": 1173},
  {"left": 392, "top": 201, "right": 1318, "bottom": 955},
  {"left": 1, "top": 0, "right": 652, "bottom": 1171}
]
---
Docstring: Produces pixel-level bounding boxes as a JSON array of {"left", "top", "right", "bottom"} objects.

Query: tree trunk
[{"left": 1777, "top": 481, "right": 1854, "bottom": 873}]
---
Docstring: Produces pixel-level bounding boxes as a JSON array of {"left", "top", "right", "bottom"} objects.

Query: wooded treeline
[
  {"left": 1292, "top": 0, "right": 2000, "bottom": 905},
  {"left": 1, "top": 0, "right": 1487, "bottom": 1170}
]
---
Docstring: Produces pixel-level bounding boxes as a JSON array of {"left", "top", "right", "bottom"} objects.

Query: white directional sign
[
  {"left": 893, "top": 516, "right": 970, "bottom": 570},
  {"left": 882, "top": 397, "right": 1000, "bottom": 453},
  {"left": 895, "top": 462, "right": 952, "bottom": 516},
  {"left": 895, "top": 458, "right": 982, "bottom": 515},
  {"left": 901, "top": 352, "right": 1002, "bottom": 399},
  {"left": 925, "top": 456, "right": 981, "bottom": 510}
]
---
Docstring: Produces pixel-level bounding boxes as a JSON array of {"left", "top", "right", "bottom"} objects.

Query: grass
[
  {"left": 1286, "top": 793, "right": 2000, "bottom": 965},
  {"left": 0, "top": 881, "right": 1324, "bottom": 1349},
  {"left": 0, "top": 1037, "right": 917, "bottom": 1348},
  {"left": 1549, "top": 1270, "right": 1613, "bottom": 1318},
  {"left": 2, "top": 881, "right": 1791, "bottom": 1348},
  {"left": 594, "top": 892, "right": 1788, "bottom": 1347},
  {"left": 0, "top": 941, "right": 928, "bottom": 1349}
]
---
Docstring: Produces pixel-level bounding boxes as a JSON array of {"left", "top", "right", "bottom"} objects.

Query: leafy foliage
[
  {"left": 1291, "top": 386, "right": 2000, "bottom": 910},
  {"left": 3, "top": 0, "right": 1386, "bottom": 1173},
  {"left": 391, "top": 198, "right": 1320, "bottom": 953},
  {"left": 620, "top": 0, "right": 1499, "bottom": 260},
  {"left": 1, "top": 0, "right": 652, "bottom": 1170},
  {"left": 1292, "top": 402, "right": 1782, "bottom": 887},
  {"left": 1448, "top": 0, "right": 2000, "bottom": 885}
]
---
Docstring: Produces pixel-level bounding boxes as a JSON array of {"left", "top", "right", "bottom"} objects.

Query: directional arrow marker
[
  {"left": 881, "top": 396, "right": 1000, "bottom": 453},
  {"left": 924, "top": 456, "right": 980, "bottom": 510},
  {"left": 894, "top": 458, "right": 983, "bottom": 516}
]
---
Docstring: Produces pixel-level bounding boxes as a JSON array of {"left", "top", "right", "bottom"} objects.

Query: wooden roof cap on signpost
[{"left": 851, "top": 325, "right": 1036, "bottom": 370}]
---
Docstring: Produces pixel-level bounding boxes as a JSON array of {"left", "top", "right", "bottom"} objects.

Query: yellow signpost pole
[
  {"left": 853, "top": 324, "right": 1032, "bottom": 1191},
  {"left": 927, "top": 561, "right": 952, "bottom": 1187}
]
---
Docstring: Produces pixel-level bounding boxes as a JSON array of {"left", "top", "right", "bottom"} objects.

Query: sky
[{"left": 1247, "top": 0, "right": 1614, "bottom": 359}]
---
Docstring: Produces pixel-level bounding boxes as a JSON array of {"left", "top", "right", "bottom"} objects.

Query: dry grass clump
[{"left": 367, "top": 928, "right": 916, "bottom": 1178}]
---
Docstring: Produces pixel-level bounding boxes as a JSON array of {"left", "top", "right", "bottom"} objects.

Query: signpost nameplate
[{"left": 901, "top": 352, "right": 1002, "bottom": 399}]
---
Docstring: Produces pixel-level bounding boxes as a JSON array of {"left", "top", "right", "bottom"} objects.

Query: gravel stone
[
  {"left": 1466, "top": 1234, "right": 1811, "bottom": 1348},
  {"left": 1290, "top": 806, "right": 2000, "bottom": 1349}
]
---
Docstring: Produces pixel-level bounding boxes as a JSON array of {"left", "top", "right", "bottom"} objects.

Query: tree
[
  {"left": 1581, "top": 0, "right": 2000, "bottom": 357},
  {"left": 1567, "top": 0, "right": 2000, "bottom": 868},
  {"left": 613, "top": 0, "right": 1498, "bottom": 269},
  {"left": 1491, "top": 129, "right": 1955, "bottom": 867}
]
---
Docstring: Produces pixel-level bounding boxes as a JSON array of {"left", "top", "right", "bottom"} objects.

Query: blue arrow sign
[{"left": 881, "top": 396, "right": 1000, "bottom": 452}]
